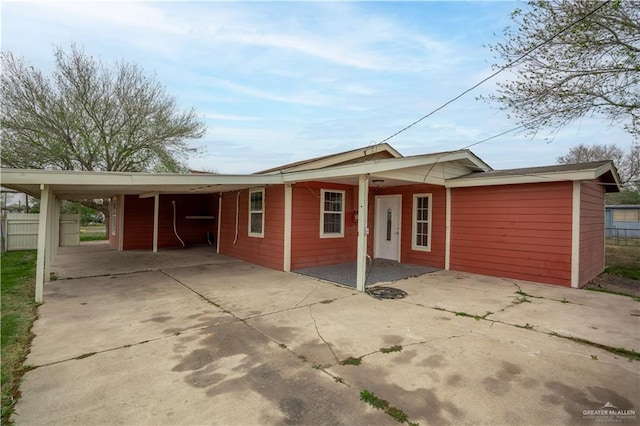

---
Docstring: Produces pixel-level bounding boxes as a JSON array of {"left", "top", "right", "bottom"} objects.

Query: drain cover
[{"left": 366, "top": 287, "right": 408, "bottom": 300}]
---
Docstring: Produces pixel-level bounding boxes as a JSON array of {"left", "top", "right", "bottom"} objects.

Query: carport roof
[{"left": 0, "top": 148, "right": 491, "bottom": 200}]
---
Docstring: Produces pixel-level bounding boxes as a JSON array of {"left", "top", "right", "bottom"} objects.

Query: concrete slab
[
  {"left": 15, "top": 321, "right": 390, "bottom": 425},
  {"left": 14, "top": 244, "right": 640, "bottom": 425}
]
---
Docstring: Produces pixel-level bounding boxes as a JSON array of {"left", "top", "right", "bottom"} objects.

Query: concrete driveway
[{"left": 13, "top": 245, "right": 640, "bottom": 425}]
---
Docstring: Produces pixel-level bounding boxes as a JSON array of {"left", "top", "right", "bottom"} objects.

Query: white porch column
[
  {"left": 153, "top": 193, "right": 160, "bottom": 253},
  {"left": 356, "top": 174, "right": 370, "bottom": 292},
  {"left": 217, "top": 194, "right": 222, "bottom": 254},
  {"left": 43, "top": 191, "right": 56, "bottom": 284},
  {"left": 445, "top": 187, "right": 451, "bottom": 270},
  {"left": 35, "top": 185, "right": 52, "bottom": 303},
  {"left": 283, "top": 184, "right": 292, "bottom": 272}
]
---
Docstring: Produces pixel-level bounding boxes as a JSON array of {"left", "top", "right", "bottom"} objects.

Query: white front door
[{"left": 374, "top": 195, "right": 401, "bottom": 261}]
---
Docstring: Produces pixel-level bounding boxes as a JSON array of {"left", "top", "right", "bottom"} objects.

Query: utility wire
[{"left": 377, "top": 0, "right": 612, "bottom": 145}]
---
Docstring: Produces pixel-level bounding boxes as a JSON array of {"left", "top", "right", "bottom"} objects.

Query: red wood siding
[
  {"left": 376, "top": 184, "right": 446, "bottom": 268},
  {"left": 579, "top": 181, "right": 605, "bottom": 286},
  {"left": 449, "top": 182, "right": 573, "bottom": 286},
  {"left": 121, "top": 194, "right": 218, "bottom": 250},
  {"left": 218, "top": 186, "right": 284, "bottom": 270},
  {"left": 123, "top": 195, "right": 154, "bottom": 250},
  {"left": 291, "top": 182, "right": 359, "bottom": 269}
]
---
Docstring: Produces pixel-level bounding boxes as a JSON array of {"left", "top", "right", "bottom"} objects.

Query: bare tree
[
  {"left": 557, "top": 143, "right": 639, "bottom": 187},
  {"left": 1, "top": 45, "right": 207, "bottom": 229},
  {"left": 485, "top": 0, "right": 639, "bottom": 139}
]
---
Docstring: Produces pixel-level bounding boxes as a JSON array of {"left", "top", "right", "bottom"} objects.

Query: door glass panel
[{"left": 386, "top": 208, "right": 392, "bottom": 241}]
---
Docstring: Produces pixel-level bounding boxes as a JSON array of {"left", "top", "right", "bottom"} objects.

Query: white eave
[{"left": 445, "top": 161, "right": 621, "bottom": 192}]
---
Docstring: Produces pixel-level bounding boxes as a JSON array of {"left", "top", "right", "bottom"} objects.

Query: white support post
[
  {"left": 152, "top": 193, "right": 159, "bottom": 253},
  {"left": 35, "top": 185, "right": 51, "bottom": 303},
  {"left": 283, "top": 184, "right": 292, "bottom": 272},
  {"left": 356, "top": 174, "right": 369, "bottom": 292},
  {"left": 217, "top": 194, "right": 222, "bottom": 254},
  {"left": 571, "top": 181, "right": 581, "bottom": 288},
  {"left": 43, "top": 192, "right": 56, "bottom": 282},
  {"left": 445, "top": 187, "right": 451, "bottom": 270}
]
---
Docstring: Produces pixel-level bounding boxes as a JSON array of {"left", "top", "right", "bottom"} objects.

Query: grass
[
  {"left": 360, "top": 390, "right": 418, "bottom": 425},
  {"left": 1, "top": 250, "right": 38, "bottom": 425},
  {"left": 79, "top": 233, "right": 107, "bottom": 242},
  {"left": 341, "top": 357, "right": 362, "bottom": 366},
  {"left": 380, "top": 345, "right": 403, "bottom": 354},
  {"left": 605, "top": 244, "right": 640, "bottom": 279}
]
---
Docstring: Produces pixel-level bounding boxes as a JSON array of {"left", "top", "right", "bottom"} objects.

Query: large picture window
[
  {"left": 412, "top": 194, "right": 431, "bottom": 251},
  {"left": 249, "top": 188, "right": 264, "bottom": 237},
  {"left": 320, "top": 189, "right": 344, "bottom": 238}
]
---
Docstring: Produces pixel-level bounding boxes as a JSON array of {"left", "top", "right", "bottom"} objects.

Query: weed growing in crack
[
  {"left": 380, "top": 345, "right": 403, "bottom": 354},
  {"left": 341, "top": 357, "right": 362, "bottom": 366},
  {"left": 279, "top": 343, "right": 287, "bottom": 349},
  {"left": 516, "top": 323, "right": 534, "bottom": 330},
  {"left": 334, "top": 376, "right": 345, "bottom": 383},
  {"left": 312, "top": 364, "right": 322, "bottom": 370},
  {"left": 591, "top": 355, "right": 598, "bottom": 360},
  {"left": 561, "top": 298, "right": 570, "bottom": 304},
  {"left": 455, "top": 312, "right": 483, "bottom": 320},
  {"left": 360, "top": 390, "right": 418, "bottom": 425}
]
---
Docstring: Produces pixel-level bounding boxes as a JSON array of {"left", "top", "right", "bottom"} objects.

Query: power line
[{"left": 377, "top": 0, "right": 612, "bottom": 145}]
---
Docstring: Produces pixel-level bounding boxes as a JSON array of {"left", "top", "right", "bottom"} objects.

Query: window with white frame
[
  {"left": 320, "top": 189, "right": 344, "bottom": 238},
  {"left": 412, "top": 194, "right": 431, "bottom": 251},
  {"left": 249, "top": 188, "right": 264, "bottom": 237},
  {"left": 111, "top": 197, "right": 117, "bottom": 236}
]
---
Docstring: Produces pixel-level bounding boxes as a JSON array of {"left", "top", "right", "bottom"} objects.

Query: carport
[{"left": 1, "top": 168, "right": 282, "bottom": 302}]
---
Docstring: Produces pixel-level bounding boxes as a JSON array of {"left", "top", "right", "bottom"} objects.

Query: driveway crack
[
  {"left": 295, "top": 283, "right": 319, "bottom": 307},
  {"left": 308, "top": 305, "right": 339, "bottom": 364}
]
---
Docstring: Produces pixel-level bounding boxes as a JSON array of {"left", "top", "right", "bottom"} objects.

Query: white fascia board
[
  {"left": 281, "top": 151, "right": 480, "bottom": 183},
  {"left": 1, "top": 168, "right": 283, "bottom": 186},
  {"left": 445, "top": 169, "right": 602, "bottom": 188}
]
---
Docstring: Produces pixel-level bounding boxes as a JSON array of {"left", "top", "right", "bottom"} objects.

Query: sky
[{"left": 1, "top": 1, "right": 635, "bottom": 174}]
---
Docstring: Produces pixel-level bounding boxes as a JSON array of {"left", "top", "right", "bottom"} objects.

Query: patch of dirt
[{"left": 584, "top": 273, "right": 640, "bottom": 297}]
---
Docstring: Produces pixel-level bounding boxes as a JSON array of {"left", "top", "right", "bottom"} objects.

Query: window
[
  {"left": 320, "top": 189, "right": 344, "bottom": 238},
  {"left": 248, "top": 188, "right": 264, "bottom": 237},
  {"left": 111, "top": 197, "right": 117, "bottom": 236},
  {"left": 412, "top": 194, "right": 431, "bottom": 251},
  {"left": 613, "top": 209, "right": 640, "bottom": 222}
]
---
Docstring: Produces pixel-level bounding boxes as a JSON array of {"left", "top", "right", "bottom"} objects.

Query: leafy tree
[
  {"left": 557, "top": 143, "right": 639, "bottom": 204},
  {"left": 486, "top": 0, "right": 640, "bottom": 139},
  {"left": 1, "top": 45, "right": 206, "bottom": 229}
]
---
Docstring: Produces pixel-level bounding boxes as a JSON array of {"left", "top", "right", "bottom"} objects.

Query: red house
[{"left": 1, "top": 143, "right": 621, "bottom": 302}]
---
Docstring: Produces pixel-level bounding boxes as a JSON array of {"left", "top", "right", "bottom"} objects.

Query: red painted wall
[
  {"left": 579, "top": 181, "right": 605, "bottom": 286},
  {"left": 121, "top": 194, "right": 217, "bottom": 250},
  {"left": 449, "top": 182, "right": 573, "bottom": 286},
  {"left": 291, "top": 182, "right": 359, "bottom": 269},
  {"left": 376, "top": 184, "right": 446, "bottom": 268},
  {"left": 218, "top": 186, "right": 285, "bottom": 270}
]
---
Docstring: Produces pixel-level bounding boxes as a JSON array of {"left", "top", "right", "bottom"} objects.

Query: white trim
[
  {"left": 117, "top": 195, "right": 125, "bottom": 251},
  {"left": 356, "top": 175, "right": 369, "bottom": 292},
  {"left": 248, "top": 188, "right": 265, "bottom": 238},
  {"left": 446, "top": 164, "right": 620, "bottom": 189},
  {"left": 35, "top": 185, "right": 51, "bottom": 303},
  {"left": 111, "top": 197, "right": 117, "bottom": 236},
  {"left": 571, "top": 181, "right": 581, "bottom": 288},
  {"left": 152, "top": 193, "right": 159, "bottom": 253},
  {"left": 320, "top": 189, "right": 345, "bottom": 238},
  {"left": 283, "top": 184, "right": 292, "bottom": 272},
  {"left": 217, "top": 194, "right": 222, "bottom": 254},
  {"left": 373, "top": 195, "right": 402, "bottom": 262},
  {"left": 411, "top": 193, "right": 432, "bottom": 252},
  {"left": 445, "top": 188, "right": 451, "bottom": 270}
]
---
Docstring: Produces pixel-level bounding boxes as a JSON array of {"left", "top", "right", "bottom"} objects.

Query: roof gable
[
  {"left": 447, "top": 160, "right": 622, "bottom": 192},
  {"left": 256, "top": 143, "right": 402, "bottom": 174}
]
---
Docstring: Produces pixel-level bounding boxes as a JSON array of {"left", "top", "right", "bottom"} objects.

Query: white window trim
[
  {"left": 248, "top": 188, "right": 265, "bottom": 238},
  {"left": 412, "top": 193, "right": 432, "bottom": 252},
  {"left": 320, "top": 189, "right": 345, "bottom": 238}
]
